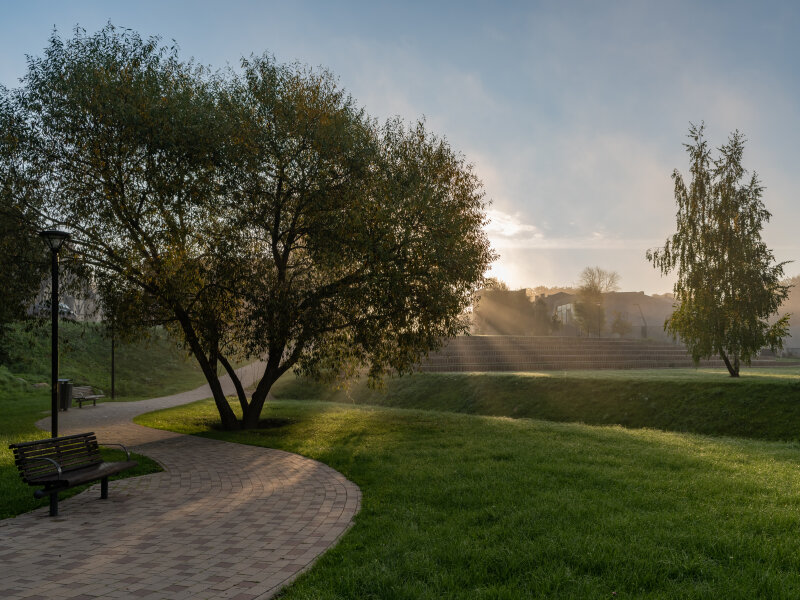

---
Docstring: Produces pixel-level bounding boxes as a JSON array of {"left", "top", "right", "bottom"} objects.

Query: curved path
[{"left": 0, "top": 365, "right": 361, "bottom": 600}]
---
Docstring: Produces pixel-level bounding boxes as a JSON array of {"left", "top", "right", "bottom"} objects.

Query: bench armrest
[
  {"left": 101, "top": 443, "right": 131, "bottom": 460},
  {"left": 24, "top": 457, "right": 63, "bottom": 478}
]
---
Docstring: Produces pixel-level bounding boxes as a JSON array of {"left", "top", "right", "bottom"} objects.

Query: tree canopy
[
  {"left": 0, "top": 88, "right": 49, "bottom": 356},
  {"left": 1, "top": 25, "right": 494, "bottom": 427},
  {"left": 647, "top": 124, "right": 790, "bottom": 377}
]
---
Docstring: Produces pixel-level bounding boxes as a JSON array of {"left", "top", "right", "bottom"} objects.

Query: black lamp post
[{"left": 39, "top": 229, "right": 70, "bottom": 438}]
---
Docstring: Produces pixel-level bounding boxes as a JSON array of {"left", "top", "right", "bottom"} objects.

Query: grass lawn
[
  {"left": 270, "top": 367, "right": 800, "bottom": 442},
  {"left": 0, "top": 318, "right": 257, "bottom": 519},
  {"left": 137, "top": 394, "right": 800, "bottom": 599},
  {"left": 0, "top": 372, "right": 162, "bottom": 519},
  {"left": 0, "top": 319, "right": 208, "bottom": 519}
]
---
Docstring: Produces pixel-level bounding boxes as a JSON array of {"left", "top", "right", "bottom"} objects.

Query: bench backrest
[
  {"left": 9, "top": 432, "right": 102, "bottom": 483},
  {"left": 72, "top": 386, "right": 94, "bottom": 397}
]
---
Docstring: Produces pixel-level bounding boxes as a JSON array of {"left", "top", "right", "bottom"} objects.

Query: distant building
[
  {"left": 470, "top": 287, "right": 678, "bottom": 341},
  {"left": 555, "top": 303, "right": 574, "bottom": 327}
]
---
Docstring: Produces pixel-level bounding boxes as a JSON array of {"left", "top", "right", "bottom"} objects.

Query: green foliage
[
  {"left": 648, "top": 124, "right": 790, "bottom": 376},
  {"left": 482, "top": 277, "right": 509, "bottom": 290},
  {"left": 4, "top": 25, "right": 494, "bottom": 429},
  {"left": 138, "top": 397, "right": 800, "bottom": 597},
  {"left": 0, "top": 91, "right": 48, "bottom": 352}
]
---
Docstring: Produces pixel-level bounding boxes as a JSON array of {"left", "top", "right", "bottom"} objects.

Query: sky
[{"left": 2, "top": 1, "right": 798, "bottom": 294}]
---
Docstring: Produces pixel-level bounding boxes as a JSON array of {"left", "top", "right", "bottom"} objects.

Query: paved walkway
[{"left": 0, "top": 365, "right": 361, "bottom": 600}]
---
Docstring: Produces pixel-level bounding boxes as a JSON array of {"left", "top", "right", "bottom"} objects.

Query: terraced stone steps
[{"left": 420, "top": 336, "right": 796, "bottom": 372}]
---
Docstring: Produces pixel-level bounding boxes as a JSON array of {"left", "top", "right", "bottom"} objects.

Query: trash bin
[{"left": 58, "top": 379, "right": 72, "bottom": 411}]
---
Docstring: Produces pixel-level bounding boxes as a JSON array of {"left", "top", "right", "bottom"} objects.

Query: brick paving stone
[{"left": 0, "top": 364, "right": 360, "bottom": 600}]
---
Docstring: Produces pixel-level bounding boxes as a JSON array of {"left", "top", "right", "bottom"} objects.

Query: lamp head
[{"left": 39, "top": 230, "right": 71, "bottom": 252}]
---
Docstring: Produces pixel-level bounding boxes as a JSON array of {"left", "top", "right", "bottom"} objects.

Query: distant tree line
[{"left": 472, "top": 266, "right": 625, "bottom": 337}]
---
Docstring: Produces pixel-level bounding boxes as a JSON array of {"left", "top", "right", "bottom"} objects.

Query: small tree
[
  {"left": 573, "top": 266, "right": 619, "bottom": 337},
  {"left": 610, "top": 312, "right": 632, "bottom": 338},
  {"left": 483, "top": 277, "right": 509, "bottom": 291},
  {"left": 531, "top": 295, "right": 552, "bottom": 335},
  {"left": 647, "top": 124, "right": 790, "bottom": 377}
]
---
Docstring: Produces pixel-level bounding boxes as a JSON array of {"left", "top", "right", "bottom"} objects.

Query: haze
[{"left": 2, "top": 0, "right": 798, "bottom": 293}]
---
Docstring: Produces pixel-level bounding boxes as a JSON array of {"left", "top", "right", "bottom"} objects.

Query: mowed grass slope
[
  {"left": 138, "top": 396, "right": 800, "bottom": 599},
  {"left": 2, "top": 320, "right": 207, "bottom": 400},
  {"left": 271, "top": 367, "right": 800, "bottom": 442}
]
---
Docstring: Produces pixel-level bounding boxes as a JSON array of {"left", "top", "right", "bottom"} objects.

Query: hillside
[{"left": 0, "top": 320, "right": 207, "bottom": 399}]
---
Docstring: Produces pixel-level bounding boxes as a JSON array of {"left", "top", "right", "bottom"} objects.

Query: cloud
[
  {"left": 485, "top": 208, "right": 661, "bottom": 251},
  {"left": 484, "top": 209, "right": 541, "bottom": 239}
]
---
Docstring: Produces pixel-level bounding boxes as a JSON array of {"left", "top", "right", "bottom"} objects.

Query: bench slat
[
  {"left": 13, "top": 433, "right": 106, "bottom": 482},
  {"left": 18, "top": 440, "right": 100, "bottom": 456},
  {"left": 26, "top": 461, "right": 138, "bottom": 486}
]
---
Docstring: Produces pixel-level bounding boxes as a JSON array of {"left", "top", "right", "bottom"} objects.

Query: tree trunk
[
  {"left": 241, "top": 349, "right": 286, "bottom": 429},
  {"left": 174, "top": 309, "right": 240, "bottom": 429},
  {"left": 219, "top": 354, "right": 248, "bottom": 413},
  {"left": 720, "top": 350, "right": 740, "bottom": 377},
  {"left": 206, "top": 367, "right": 241, "bottom": 429},
  {"left": 242, "top": 369, "right": 279, "bottom": 429}
]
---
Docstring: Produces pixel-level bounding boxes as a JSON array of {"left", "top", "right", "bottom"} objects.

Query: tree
[
  {"left": 647, "top": 124, "right": 790, "bottom": 377},
  {"left": 4, "top": 26, "right": 494, "bottom": 428},
  {"left": 482, "top": 277, "right": 509, "bottom": 291},
  {"left": 0, "top": 87, "right": 49, "bottom": 359},
  {"left": 573, "top": 266, "right": 619, "bottom": 337},
  {"left": 531, "top": 295, "right": 552, "bottom": 335},
  {"left": 610, "top": 312, "right": 633, "bottom": 338}
]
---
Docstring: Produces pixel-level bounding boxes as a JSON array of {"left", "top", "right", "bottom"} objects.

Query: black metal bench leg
[
  {"left": 49, "top": 493, "right": 58, "bottom": 517},
  {"left": 101, "top": 477, "right": 109, "bottom": 499}
]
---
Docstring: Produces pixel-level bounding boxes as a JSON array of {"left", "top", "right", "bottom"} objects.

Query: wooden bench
[
  {"left": 9, "top": 432, "right": 137, "bottom": 516},
  {"left": 72, "top": 385, "right": 104, "bottom": 408}
]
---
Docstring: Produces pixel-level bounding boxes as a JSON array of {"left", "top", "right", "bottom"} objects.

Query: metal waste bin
[{"left": 58, "top": 379, "right": 72, "bottom": 411}]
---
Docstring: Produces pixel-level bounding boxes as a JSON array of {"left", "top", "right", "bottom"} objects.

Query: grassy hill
[
  {"left": 270, "top": 367, "right": 800, "bottom": 442},
  {"left": 1, "top": 320, "right": 206, "bottom": 399}
]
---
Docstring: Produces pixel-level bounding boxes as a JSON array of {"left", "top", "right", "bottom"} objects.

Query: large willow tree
[
  {"left": 2, "top": 26, "right": 494, "bottom": 428},
  {"left": 647, "top": 124, "right": 790, "bottom": 377}
]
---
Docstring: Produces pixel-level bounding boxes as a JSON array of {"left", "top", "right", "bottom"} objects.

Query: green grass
[
  {"left": 270, "top": 367, "right": 800, "bottom": 442},
  {"left": 0, "top": 367, "right": 162, "bottom": 519},
  {"left": 0, "top": 320, "right": 208, "bottom": 519},
  {"left": 2, "top": 320, "right": 208, "bottom": 400},
  {"left": 136, "top": 397, "right": 800, "bottom": 599}
]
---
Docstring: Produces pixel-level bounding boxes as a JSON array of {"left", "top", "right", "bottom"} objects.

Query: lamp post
[
  {"left": 111, "top": 323, "right": 116, "bottom": 400},
  {"left": 39, "top": 229, "right": 70, "bottom": 438}
]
